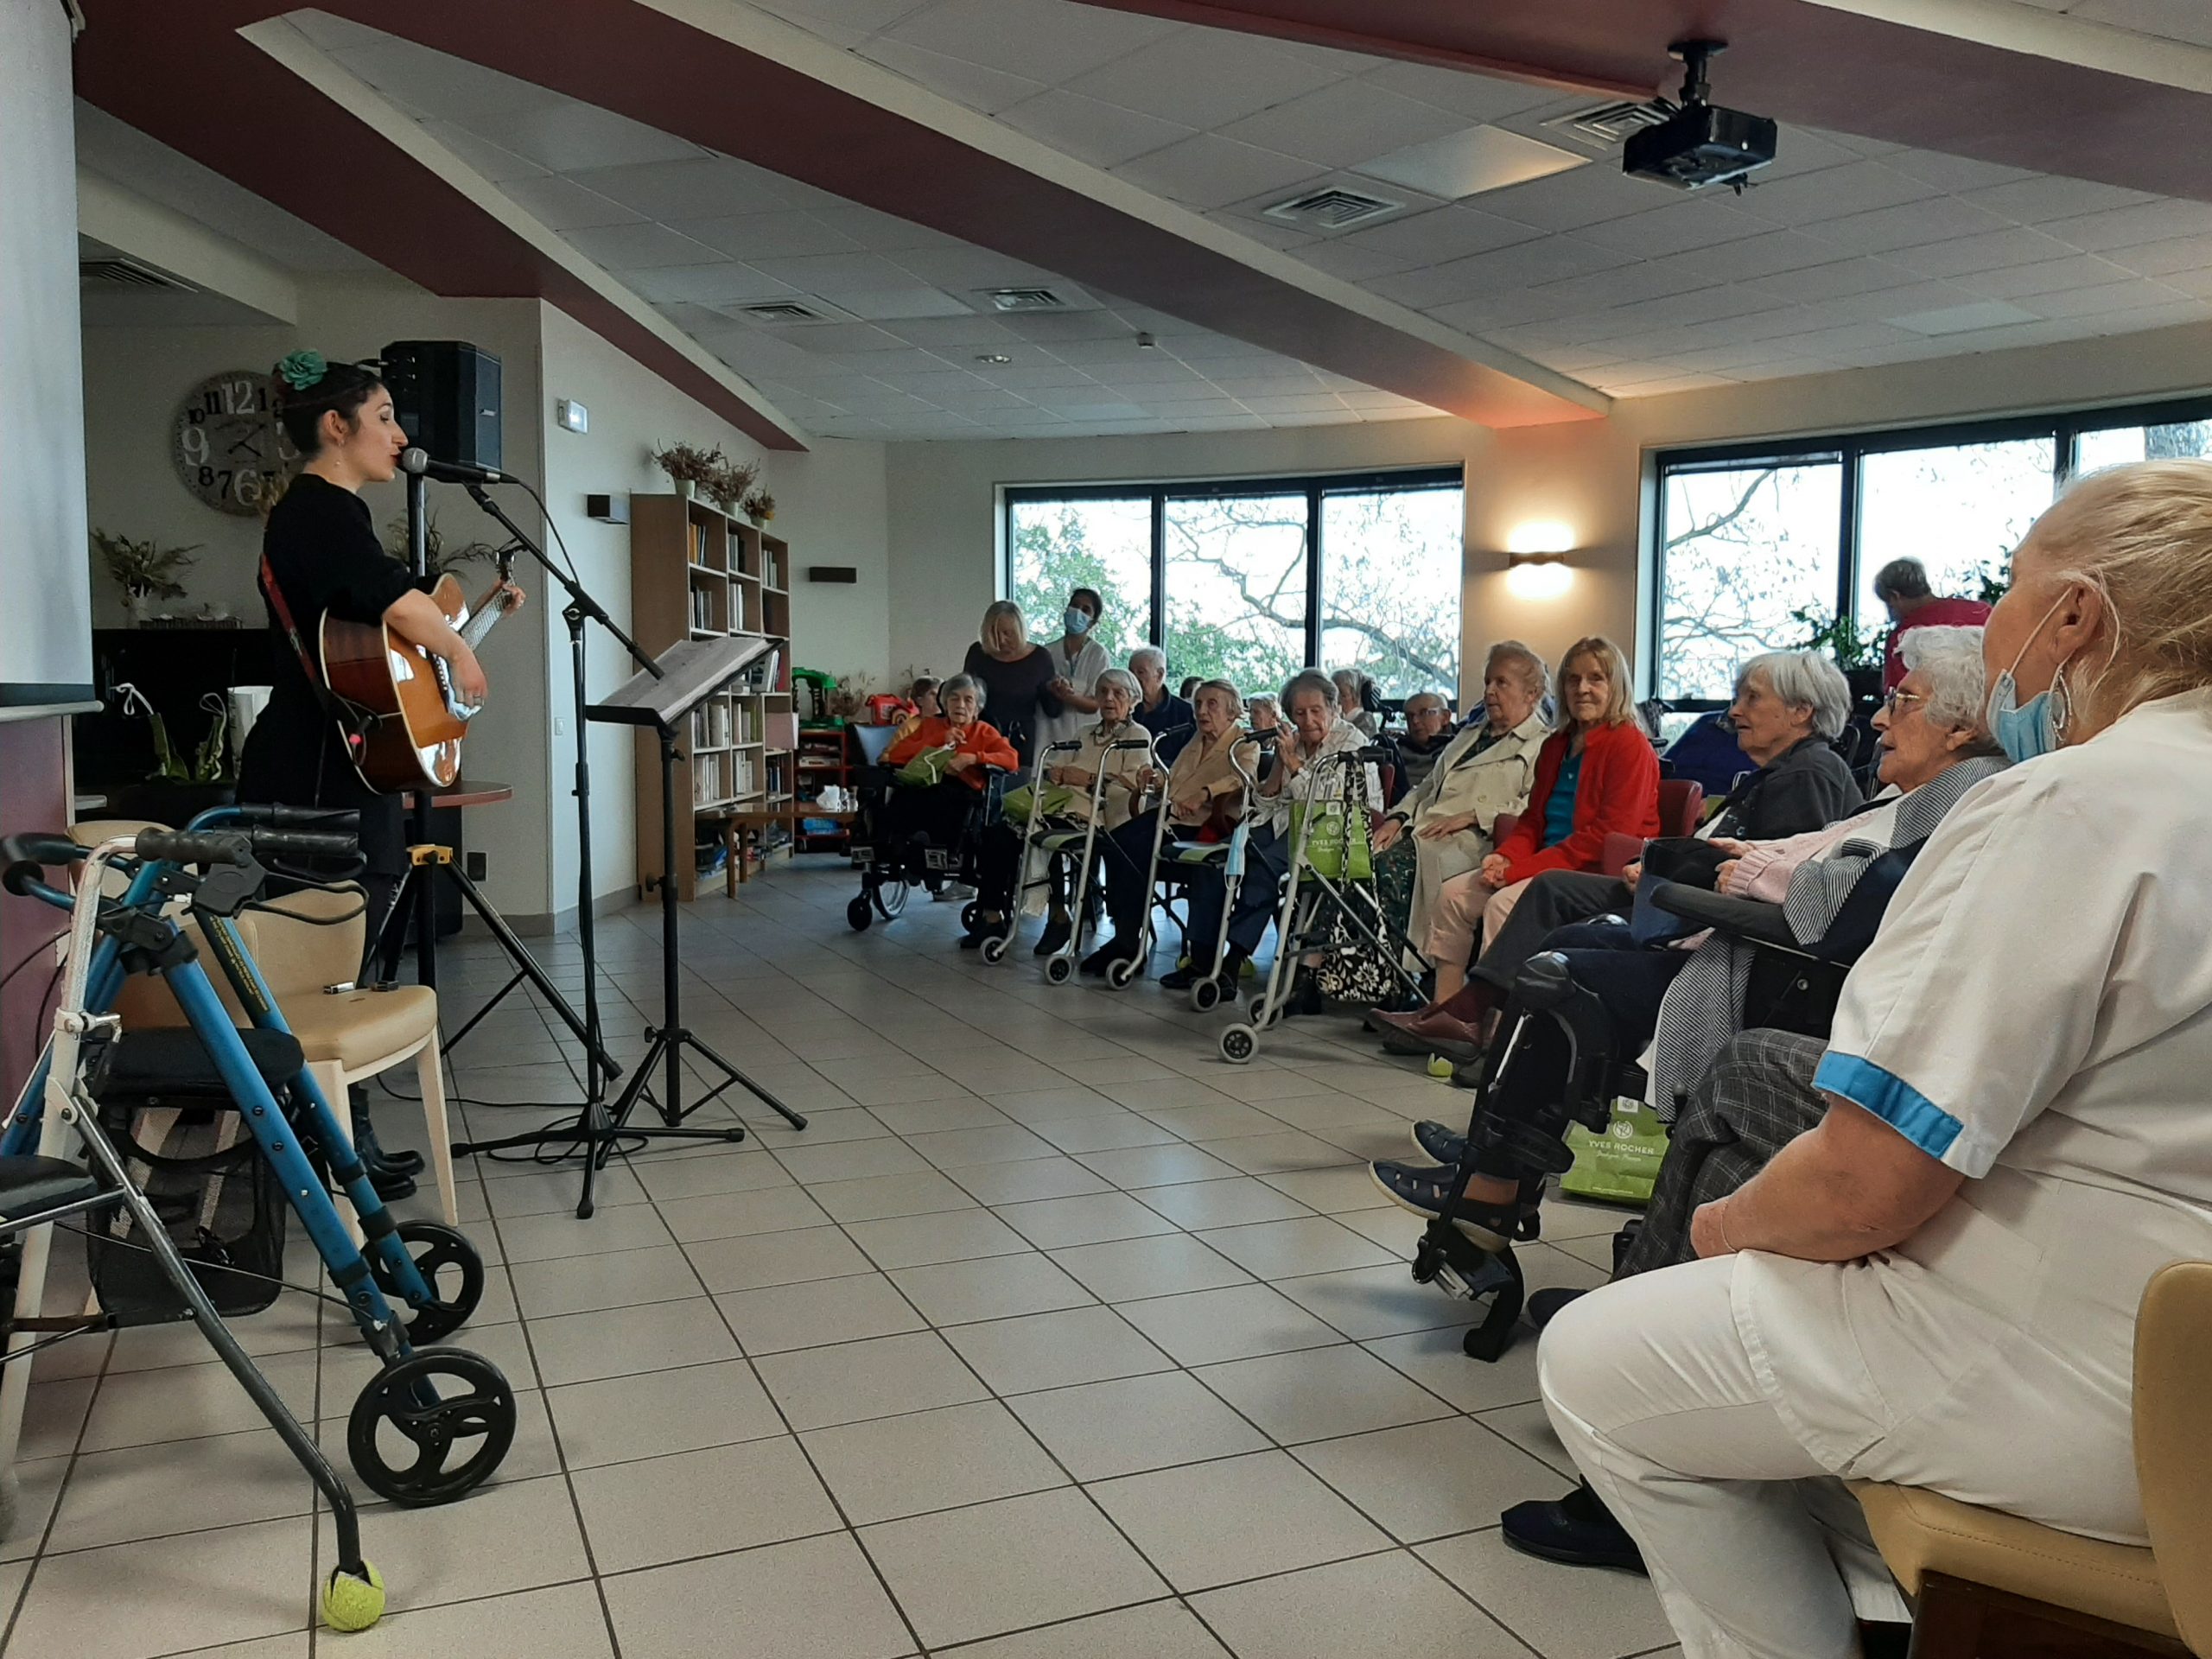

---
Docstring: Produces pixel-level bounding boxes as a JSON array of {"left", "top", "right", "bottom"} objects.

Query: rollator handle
[
  {"left": 0, "top": 832, "right": 89, "bottom": 878},
  {"left": 1043, "top": 739, "right": 1083, "bottom": 753},
  {"left": 221, "top": 804, "right": 361, "bottom": 832},
  {"left": 132, "top": 829, "right": 256, "bottom": 868},
  {"left": 248, "top": 829, "right": 361, "bottom": 861},
  {"left": 1108, "top": 738, "right": 1152, "bottom": 751}
]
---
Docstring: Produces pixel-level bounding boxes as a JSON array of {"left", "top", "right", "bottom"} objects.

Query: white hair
[
  {"left": 1736, "top": 649, "right": 1851, "bottom": 741},
  {"left": 1128, "top": 645, "right": 1166, "bottom": 675},
  {"left": 1095, "top": 666, "right": 1141, "bottom": 701},
  {"left": 1897, "top": 625, "right": 1989, "bottom": 734},
  {"left": 940, "top": 672, "right": 985, "bottom": 709},
  {"left": 1282, "top": 669, "right": 1338, "bottom": 715}
]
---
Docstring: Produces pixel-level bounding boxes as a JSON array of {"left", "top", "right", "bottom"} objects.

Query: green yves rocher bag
[
  {"left": 1560, "top": 1099, "right": 1671, "bottom": 1206},
  {"left": 1001, "top": 782, "right": 1077, "bottom": 824},
  {"left": 1290, "top": 798, "right": 1373, "bottom": 881},
  {"left": 894, "top": 746, "right": 956, "bottom": 787}
]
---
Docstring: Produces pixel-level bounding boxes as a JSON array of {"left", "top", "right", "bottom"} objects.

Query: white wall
[
  {"left": 79, "top": 276, "right": 554, "bottom": 919},
  {"left": 534, "top": 304, "right": 888, "bottom": 908},
  {"left": 884, "top": 318, "right": 2212, "bottom": 702},
  {"left": 2, "top": 0, "right": 92, "bottom": 698}
]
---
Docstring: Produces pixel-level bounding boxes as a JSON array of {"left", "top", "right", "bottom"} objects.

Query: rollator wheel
[
  {"left": 1105, "top": 957, "right": 1139, "bottom": 989},
  {"left": 1219, "top": 1023, "right": 1257, "bottom": 1065},
  {"left": 979, "top": 937, "right": 1008, "bottom": 964},
  {"left": 347, "top": 1346, "right": 517, "bottom": 1507},
  {"left": 369, "top": 1221, "right": 485, "bottom": 1344},
  {"left": 960, "top": 902, "right": 981, "bottom": 932},
  {"left": 1189, "top": 977, "right": 1222, "bottom": 1013},
  {"left": 875, "top": 880, "right": 908, "bottom": 919},
  {"left": 1043, "top": 956, "right": 1074, "bottom": 986},
  {"left": 846, "top": 895, "right": 873, "bottom": 931}
]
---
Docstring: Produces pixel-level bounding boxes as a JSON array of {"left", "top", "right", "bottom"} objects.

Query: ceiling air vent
[
  {"left": 732, "top": 300, "right": 836, "bottom": 324},
  {"left": 1542, "top": 99, "right": 1675, "bottom": 152},
  {"left": 1262, "top": 187, "right": 1405, "bottom": 232},
  {"left": 981, "top": 287, "right": 1069, "bottom": 313},
  {"left": 80, "top": 256, "right": 193, "bottom": 292}
]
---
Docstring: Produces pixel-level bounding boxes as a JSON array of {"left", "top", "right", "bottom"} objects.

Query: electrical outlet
[
  {"left": 466, "top": 851, "right": 487, "bottom": 880},
  {"left": 554, "top": 715, "right": 568, "bottom": 735}
]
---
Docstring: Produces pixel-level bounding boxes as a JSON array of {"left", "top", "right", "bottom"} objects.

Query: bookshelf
[{"left": 628, "top": 493, "right": 796, "bottom": 899}]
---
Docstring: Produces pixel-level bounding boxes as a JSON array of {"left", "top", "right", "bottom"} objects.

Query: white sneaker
[{"left": 934, "top": 882, "right": 977, "bottom": 901}]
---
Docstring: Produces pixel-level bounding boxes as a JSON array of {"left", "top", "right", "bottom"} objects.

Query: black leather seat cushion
[
  {"left": 102, "top": 1027, "right": 303, "bottom": 1096},
  {"left": 0, "top": 1155, "right": 101, "bottom": 1222}
]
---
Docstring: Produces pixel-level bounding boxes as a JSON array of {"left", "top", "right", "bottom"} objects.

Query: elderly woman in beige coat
[{"left": 1373, "top": 641, "right": 1553, "bottom": 957}]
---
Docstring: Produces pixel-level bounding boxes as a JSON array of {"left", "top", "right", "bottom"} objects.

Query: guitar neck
[{"left": 459, "top": 579, "right": 511, "bottom": 652}]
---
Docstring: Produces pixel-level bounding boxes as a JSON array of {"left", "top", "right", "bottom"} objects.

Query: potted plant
[
  {"left": 741, "top": 486, "right": 777, "bottom": 525},
  {"left": 651, "top": 441, "right": 724, "bottom": 501},
  {"left": 95, "top": 529, "right": 200, "bottom": 624},
  {"left": 1790, "top": 605, "right": 1886, "bottom": 703},
  {"left": 708, "top": 456, "right": 760, "bottom": 515},
  {"left": 383, "top": 512, "right": 502, "bottom": 581}
]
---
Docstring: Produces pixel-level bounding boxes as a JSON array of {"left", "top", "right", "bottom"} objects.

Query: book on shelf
[{"left": 690, "top": 522, "right": 709, "bottom": 566}]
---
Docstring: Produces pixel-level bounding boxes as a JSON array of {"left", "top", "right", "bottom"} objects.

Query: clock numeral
[
  {"left": 198, "top": 466, "right": 215, "bottom": 487},
  {"left": 180, "top": 425, "right": 209, "bottom": 466},
  {"left": 235, "top": 469, "right": 262, "bottom": 506}
]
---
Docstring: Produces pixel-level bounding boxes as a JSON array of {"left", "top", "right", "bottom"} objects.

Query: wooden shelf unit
[
  {"left": 797, "top": 723, "right": 855, "bottom": 851},
  {"left": 629, "top": 493, "right": 796, "bottom": 899}
]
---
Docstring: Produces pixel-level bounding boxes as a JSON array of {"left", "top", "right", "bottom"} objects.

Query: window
[
  {"left": 1007, "top": 494, "right": 1150, "bottom": 663},
  {"left": 1002, "top": 468, "right": 1462, "bottom": 701},
  {"left": 1650, "top": 395, "right": 2212, "bottom": 700}
]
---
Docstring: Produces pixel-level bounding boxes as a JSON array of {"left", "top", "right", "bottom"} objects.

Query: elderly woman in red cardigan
[{"left": 1415, "top": 637, "right": 1659, "bottom": 1013}]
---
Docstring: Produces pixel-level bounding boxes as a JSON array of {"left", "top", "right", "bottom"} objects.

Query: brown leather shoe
[
  {"left": 1362, "top": 1001, "right": 1436, "bottom": 1035},
  {"left": 1376, "top": 1007, "right": 1485, "bottom": 1062}
]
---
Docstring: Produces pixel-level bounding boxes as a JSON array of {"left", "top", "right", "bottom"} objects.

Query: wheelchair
[
  {"left": 2, "top": 814, "right": 516, "bottom": 1515},
  {"left": 845, "top": 757, "right": 1011, "bottom": 931},
  {"left": 1408, "top": 840, "right": 1929, "bottom": 1363}
]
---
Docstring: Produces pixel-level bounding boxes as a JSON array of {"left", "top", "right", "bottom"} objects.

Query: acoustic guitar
[{"left": 321, "top": 553, "right": 518, "bottom": 793}]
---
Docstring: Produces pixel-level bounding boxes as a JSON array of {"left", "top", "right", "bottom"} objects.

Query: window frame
[
  {"left": 1649, "top": 391, "right": 2212, "bottom": 703},
  {"left": 1001, "top": 465, "right": 1465, "bottom": 678}
]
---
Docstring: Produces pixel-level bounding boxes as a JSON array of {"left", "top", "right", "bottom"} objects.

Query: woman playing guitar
[{"left": 238, "top": 350, "right": 523, "bottom": 1196}]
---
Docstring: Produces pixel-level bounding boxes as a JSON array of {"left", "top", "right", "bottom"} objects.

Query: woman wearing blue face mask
[
  {"left": 1535, "top": 458, "right": 2212, "bottom": 1659},
  {"left": 1033, "top": 587, "right": 1110, "bottom": 760}
]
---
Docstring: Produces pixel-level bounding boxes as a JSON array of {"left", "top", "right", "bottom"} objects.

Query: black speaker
[{"left": 381, "top": 340, "right": 502, "bottom": 470}]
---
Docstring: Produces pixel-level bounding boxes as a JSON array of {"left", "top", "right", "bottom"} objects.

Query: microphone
[{"left": 399, "top": 448, "right": 515, "bottom": 486}]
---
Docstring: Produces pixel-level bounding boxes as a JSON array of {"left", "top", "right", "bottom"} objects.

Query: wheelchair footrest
[{"left": 0, "top": 1156, "right": 102, "bottom": 1224}]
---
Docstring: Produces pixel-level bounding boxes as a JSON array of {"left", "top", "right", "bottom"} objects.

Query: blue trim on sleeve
[{"left": 1814, "top": 1052, "right": 1964, "bottom": 1160}]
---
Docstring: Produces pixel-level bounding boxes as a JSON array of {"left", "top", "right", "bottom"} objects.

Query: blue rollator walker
[{"left": 0, "top": 810, "right": 516, "bottom": 1520}]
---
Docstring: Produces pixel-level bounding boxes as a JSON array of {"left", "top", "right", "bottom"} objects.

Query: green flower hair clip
[{"left": 276, "top": 350, "right": 327, "bottom": 392}]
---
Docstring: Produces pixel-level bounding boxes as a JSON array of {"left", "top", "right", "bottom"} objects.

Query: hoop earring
[{"left": 2049, "top": 661, "right": 2075, "bottom": 737}]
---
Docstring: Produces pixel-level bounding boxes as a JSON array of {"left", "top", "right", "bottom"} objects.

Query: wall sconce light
[{"left": 1504, "top": 521, "right": 1575, "bottom": 600}]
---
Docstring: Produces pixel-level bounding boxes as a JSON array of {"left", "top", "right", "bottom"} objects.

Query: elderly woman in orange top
[{"left": 878, "top": 673, "right": 1018, "bottom": 850}]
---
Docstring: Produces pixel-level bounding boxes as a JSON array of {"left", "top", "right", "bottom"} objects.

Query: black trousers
[
  {"left": 878, "top": 780, "right": 976, "bottom": 853},
  {"left": 1469, "top": 868, "right": 1631, "bottom": 988},
  {"left": 1101, "top": 811, "right": 1174, "bottom": 942},
  {"left": 1184, "top": 823, "right": 1291, "bottom": 963}
]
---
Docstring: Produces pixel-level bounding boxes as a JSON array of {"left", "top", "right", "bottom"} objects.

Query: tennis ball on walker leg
[
  {"left": 322, "top": 1560, "right": 387, "bottom": 1631},
  {"left": 1427, "top": 1054, "right": 1454, "bottom": 1080}
]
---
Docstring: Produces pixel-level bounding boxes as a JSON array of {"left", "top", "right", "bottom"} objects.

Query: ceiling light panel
[{"left": 1356, "top": 125, "right": 1588, "bottom": 200}]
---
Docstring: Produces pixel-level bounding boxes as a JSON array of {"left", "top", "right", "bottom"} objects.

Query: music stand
[{"left": 587, "top": 635, "right": 807, "bottom": 1139}]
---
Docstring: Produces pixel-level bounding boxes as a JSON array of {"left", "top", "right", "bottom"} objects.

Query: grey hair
[
  {"left": 1403, "top": 689, "right": 1448, "bottom": 712},
  {"left": 940, "top": 672, "right": 985, "bottom": 710},
  {"left": 1736, "top": 650, "right": 1852, "bottom": 741},
  {"left": 1484, "top": 639, "right": 1551, "bottom": 699},
  {"left": 1872, "top": 557, "right": 1933, "bottom": 602},
  {"left": 1095, "top": 666, "right": 1141, "bottom": 702},
  {"left": 1897, "top": 625, "right": 1991, "bottom": 734},
  {"left": 1247, "top": 694, "right": 1279, "bottom": 721},
  {"left": 1194, "top": 677, "right": 1243, "bottom": 719},
  {"left": 1283, "top": 668, "right": 1338, "bottom": 715},
  {"left": 1128, "top": 645, "right": 1166, "bottom": 675}
]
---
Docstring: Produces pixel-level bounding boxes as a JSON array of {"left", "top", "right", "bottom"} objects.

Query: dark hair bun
[{"left": 270, "top": 354, "right": 385, "bottom": 455}]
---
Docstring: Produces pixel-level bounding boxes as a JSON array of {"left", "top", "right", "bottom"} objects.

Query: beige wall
[{"left": 885, "top": 318, "right": 2212, "bottom": 702}]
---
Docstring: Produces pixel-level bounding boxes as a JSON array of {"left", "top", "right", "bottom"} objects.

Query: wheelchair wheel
[
  {"left": 347, "top": 1346, "right": 516, "bottom": 1506},
  {"left": 1043, "top": 956, "right": 1074, "bottom": 986},
  {"left": 1105, "top": 957, "right": 1139, "bottom": 990},
  {"left": 979, "top": 937, "right": 1009, "bottom": 965},
  {"left": 1219, "top": 1023, "right": 1257, "bottom": 1065},
  {"left": 846, "top": 894, "right": 873, "bottom": 931},
  {"left": 959, "top": 902, "right": 980, "bottom": 932},
  {"left": 368, "top": 1222, "right": 484, "bottom": 1344},
  {"left": 1189, "top": 976, "right": 1222, "bottom": 1013},
  {"left": 874, "top": 880, "right": 908, "bottom": 920}
]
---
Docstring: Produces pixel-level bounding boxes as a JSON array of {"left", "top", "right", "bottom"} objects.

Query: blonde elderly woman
[
  {"left": 968, "top": 667, "right": 1152, "bottom": 955},
  {"left": 1088, "top": 678, "right": 1247, "bottom": 974},
  {"left": 1541, "top": 460, "right": 2212, "bottom": 1659},
  {"left": 1370, "top": 641, "right": 1553, "bottom": 967},
  {"left": 961, "top": 600, "right": 1060, "bottom": 769}
]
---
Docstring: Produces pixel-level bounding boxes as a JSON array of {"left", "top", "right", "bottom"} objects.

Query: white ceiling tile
[
  {"left": 1423, "top": 285, "right": 1592, "bottom": 334},
  {"left": 1524, "top": 261, "right": 1712, "bottom": 312},
  {"left": 1292, "top": 239, "right": 1421, "bottom": 282},
  {"left": 878, "top": 0, "right": 1178, "bottom": 82},
  {"left": 330, "top": 40, "right": 565, "bottom": 127},
  {"left": 496, "top": 104, "right": 709, "bottom": 172},
  {"left": 1573, "top": 197, "right": 1785, "bottom": 258},
  {"left": 1736, "top": 161, "right": 1939, "bottom": 226},
  {"left": 1334, "top": 206, "right": 1542, "bottom": 265},
  {"left": 836, "top": 286, "right": 976, "bottom": 319},
  {"left": 2037, "top": 199, "right": 2212, "bottom": 253},
  {"left": 2021, "top": 277, "right": 2190, "bottom": 320},
  {"left": 1878, "top": 147, "right": 2034, "bottom": 194},
  {"left": 1111, "top": 134, "right": 1318, "bottom": 211},
  {"left": 498, "top": 175, "right": 645, "bottom": 232},
  {"left": 806, "top": 203, "right": 960, "bottom": 251},
  {"left": 627, "top": 262, "right": 800, "bottom": 304},
  {"left": 416, "top": 120, "right": 549, "bottom": 183},
  {"left": 1214, "top": 82, "right": 1468, "bottom": 169},
  {"left": 1747, "top": 257, "right": 1925, "bottom": 303},
  {"left": 559, "top": 221, "right": 727, "bottom": 270},
  {"left": 1962, "top": 175, "right": 2160, "bottom": 225},
  {"left": 1610, "top": 372, "right": 1734, "bottom": 397},
  {"left": 856, "top": 38, "right": 1047, "bottom": 113},
  {"left": 747, "top": 251, "right": 941, "bottom": 294},
  {"left": 880, "top": 315, "right": 1023, "bottom": 347},
  {"left": 997, "top": 89, "right": 1196, "bottom": 168},
  {"left": 985, "top": 365, "right": 1107, "bottom": 389},
  {"left": 2092, "top": 298, "right": 2212, "bottom": 332},
  {"left": 748, "top": 0, "right": 935, "bottom": 35},
  {"left": 1816, "top": 195, "right": 2014, "bottom": 255},
  {"left": 1832, "top": 280, "right": 1987, "bottom": 323},
  {"left": 1238, "top": 392, "right": 1349, "bottom": 413},
  {"left": 992, "top": 309, "right": 1141, "bottom": 342},
  {"left": 889, "top": 245, "right": 1065, "bottom": 289},
  {"left": 1356, "top": 125, "right": 1586, "bottom": 201},
  {"left": 1028, "top": 398, "right": 1153, "bottom": 418},
  {"left": 2069, "top": 0, "right": 2212, "bottom": 47},
  {"left": 1878, "top": 297, "right": 2038, "bottom": 334},
  {"left": 564, "top": 158, "right": 791, "bottom": 219},
  {"left": 1477, "top": 163, "right": 1680, "bottom": 234},
  {"left": 779, "top": 322, "right": 912, "bottom": 354},
  {"left": 1063, "top": 31, "right": 1346, "bottom": 126},
  {"left": 1391, "top": 233, "right": 1626, "bottom": 300},
  {"left": 1751, "top": 125, "right": 1879, "bottom": 181},
  {"left": 1654, "top": 231, "right": 1863, "bottom": 284},
  {"left": 1358, "top": 61, "right": 1572, "bottom": 124},
  {"left": 1888, "top": 226, "right": 2080, "bottom": 280},
  {"left": 1957, "top": 253, "right": 2136, "bottom": 299},
  {"left": 675, "top": 212, "right": 863, "bottom": 261},
  {"left": 2100, "top": 233, "right": 2212, "bottom": 277}
]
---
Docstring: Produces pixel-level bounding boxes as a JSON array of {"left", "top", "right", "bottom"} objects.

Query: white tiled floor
[{"left": 1, "top": 860, "right": 1675, "bottom": 1658}]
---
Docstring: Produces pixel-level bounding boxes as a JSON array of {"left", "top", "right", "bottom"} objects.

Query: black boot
[
  {"left": 1500, "top": 1481, "right": 1644, "bottom": 1573},
  {"left": 351, "top": 1087, "right": 424, "bottom": 1176},
  {"left": 350, "top": 1102, "right": 420, "bottom": 1201}
]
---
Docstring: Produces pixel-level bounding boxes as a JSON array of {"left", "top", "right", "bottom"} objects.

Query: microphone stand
[{"left": 447, "top": 483, "right": 746, "bottom": 1217}]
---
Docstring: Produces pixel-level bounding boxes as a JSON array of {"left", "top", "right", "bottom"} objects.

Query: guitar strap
[{"left": 257, "top": 553, "right": 379, "bottom": 758}]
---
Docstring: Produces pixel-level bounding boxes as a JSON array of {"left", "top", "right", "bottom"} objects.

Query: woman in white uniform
[{"left": 1538, "top": 458, "right": 2212, "bottom": 1659}]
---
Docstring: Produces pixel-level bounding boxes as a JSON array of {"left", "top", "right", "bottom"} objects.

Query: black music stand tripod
[{"left": 585, "top": 637, "right": 808, "bottom": 1147}]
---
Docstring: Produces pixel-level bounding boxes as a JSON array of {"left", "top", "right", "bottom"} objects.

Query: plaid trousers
[{"left": 1618, "top": 1027, "right": 1828, "bottom": 1280}]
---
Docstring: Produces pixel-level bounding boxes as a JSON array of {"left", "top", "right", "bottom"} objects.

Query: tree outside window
[
  {"left": 1659, "top": 461, "right": 1840, "bottom": 701},
  {"left": 1007, "top": 497, "right": 1149, "bottom": 662}
]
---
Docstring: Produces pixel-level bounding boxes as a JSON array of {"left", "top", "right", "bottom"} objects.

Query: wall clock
[{"left": 172, "top": 370, "right": 296, "bottom": 516}]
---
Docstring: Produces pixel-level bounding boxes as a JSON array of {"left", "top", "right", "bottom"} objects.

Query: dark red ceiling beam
[
  {"left": 1081, "top": 0, "right": 2212, "bottom": 207},
  {"left": 73, "top": 3, "right": 806, "bottom": 448}
]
